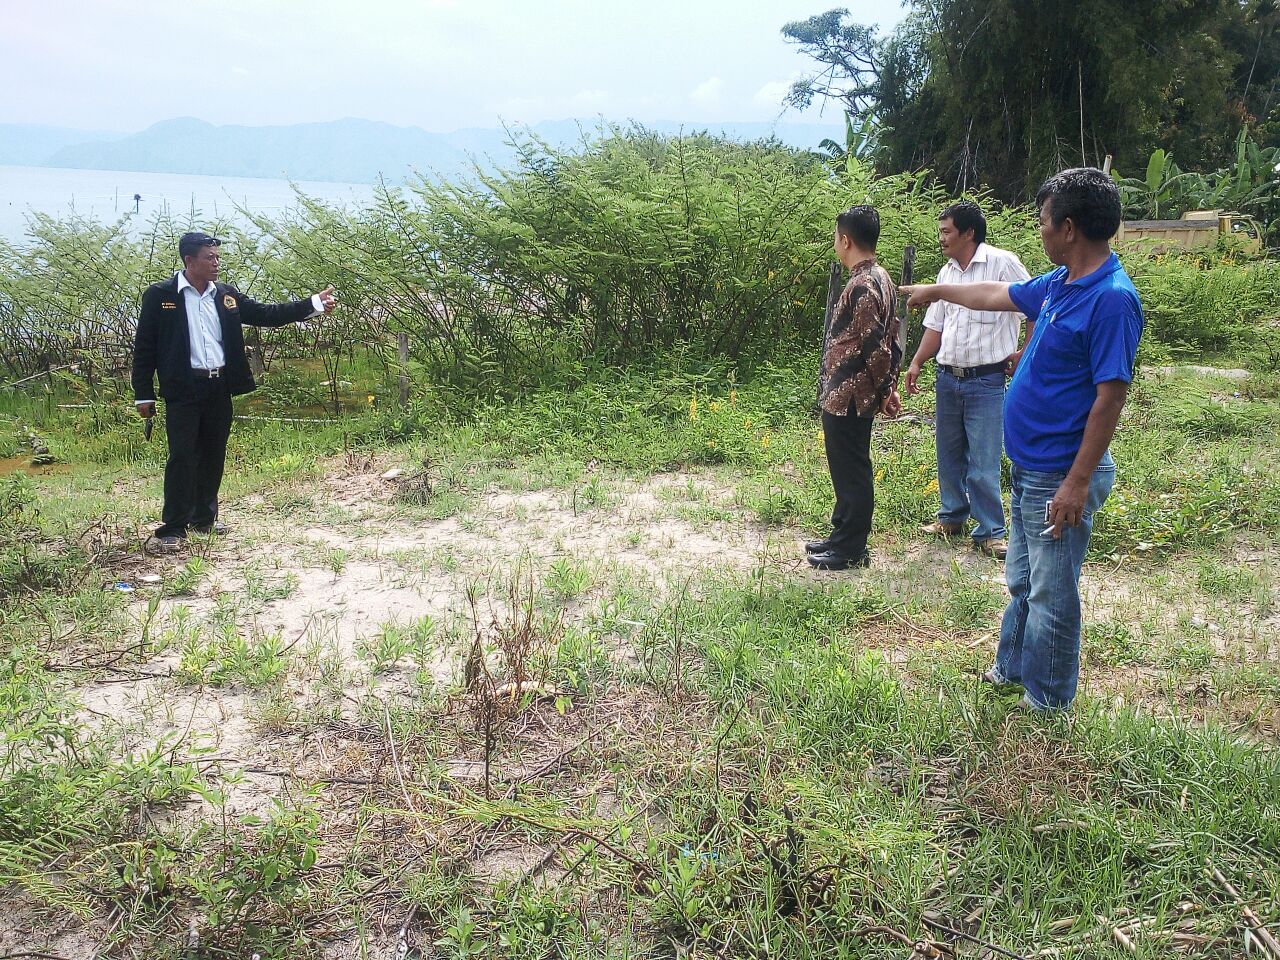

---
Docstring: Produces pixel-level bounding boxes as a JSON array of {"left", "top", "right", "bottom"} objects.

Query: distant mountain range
[
  {"left": 0, "top": 123, "right": 122, "bottom": 166},
  {"left": 0, "top": 116, "right": 842, "bottom": 184}
]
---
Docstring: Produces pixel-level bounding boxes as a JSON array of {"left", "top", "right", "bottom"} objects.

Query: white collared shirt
[
  {"left": 177, "top": 270, "right": 226, "bottom": 371},
  {"left": 923, "top": 243, "right": 1031, "bottom": 367}
]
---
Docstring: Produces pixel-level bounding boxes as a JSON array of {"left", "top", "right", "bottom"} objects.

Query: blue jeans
[
  {"left": 935, "top": 369, "right": 1006, "bottom": 542},
  {"left": 992, "top": 453, "right": 1116, "bottom": 710}
]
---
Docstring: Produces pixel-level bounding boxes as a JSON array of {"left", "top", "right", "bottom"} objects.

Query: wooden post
[
  {"left": 397, "top": 332, "right": 410, "bottom": 408},
  {"left": 246, "top": 327, "right": 266, "bottom": 378},
  {"left": 817, "top": 261, "right": 844, "bottom": 408},
  {"left": 897, "top": 244, "right": 916, "bottom": 357}
]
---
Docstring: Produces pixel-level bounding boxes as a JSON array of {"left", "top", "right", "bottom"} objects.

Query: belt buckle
[
  {"left": 208, "top": 368, "right": 220, "bottom": 379},
  {"left": 949, "top": 365, "right": 968, "bottom": 379}
]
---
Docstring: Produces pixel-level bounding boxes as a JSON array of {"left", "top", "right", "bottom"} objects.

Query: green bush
[
  {"left": 2, "top": 127, "right": 1273, "bottom": 404},
  {"left": 0, "top": 474, "right": 82, "bottom": 597},
  {"left": 1126, "top": 254, "right": 1280, "bottom": 354}
]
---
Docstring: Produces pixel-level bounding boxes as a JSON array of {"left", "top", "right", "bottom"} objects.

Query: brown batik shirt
[{"left": 819, "top": 258, "right": 901, "bottom": 418}]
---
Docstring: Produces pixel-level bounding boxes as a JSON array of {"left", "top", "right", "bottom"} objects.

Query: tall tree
[
  {"left": 781, "top": 10, "right": 883, "bottom": 116},
  {"left": 787, "top": 2, "right": 1279, "bottom": 201}
]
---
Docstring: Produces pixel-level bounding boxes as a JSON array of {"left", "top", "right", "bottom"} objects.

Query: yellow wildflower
[
  {"left": 816, "top": 429, "right": 825, "bottom": 443},
  {"left": 875, "top": 468, "right": 885, "bottom": 483},
  {"left": 689, "top": 395, "right": 698, "bottom": 421},
  {"left": 761, "top": 433, "right": 772, "bottom": 450},
  {"left": 707, "top": 440, "right": 717, "bottom": 449},
  {"left": 924, "top": 479, "right": 939, "bottom": 495},
  {"left": 367, "top": 394, "right": 376, "bottom": 406},
  {"left": 729, "top": 388, "right": 737, "bottom": 405},
  {"left": 709, "top": 400, "right": 721, "bottom": 412},
  {"left": 744, "top": 418, "right": 754, "bottom": 428}
]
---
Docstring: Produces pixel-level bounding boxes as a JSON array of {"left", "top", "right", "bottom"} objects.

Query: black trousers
[
  {"left": 157, "top": 378, "right": 233, "bottom": 537},
  {"left": 821, "top": 410, "right": 875, "bottom": 558}
]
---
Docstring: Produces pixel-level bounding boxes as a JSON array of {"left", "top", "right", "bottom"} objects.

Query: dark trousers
[
  {"left": 821, "top": 410, "right": 875, "bottom": 558},
  {"left": 157, "top": 379, "right": 233, "bottom": 537}
]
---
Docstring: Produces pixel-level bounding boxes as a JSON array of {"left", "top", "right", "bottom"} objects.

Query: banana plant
[
  {"left": 1198, "top": 129, "right": 1280, "bottom": 236},
  {"left": 1230, "top": 128, "right": 1279, "bottom": 201},
  {"left": 1113, "top": 149, "right": 1198, "bottom": 219},
  {"left": 818, "top": 112, "right": 887, "bottom": 174}
]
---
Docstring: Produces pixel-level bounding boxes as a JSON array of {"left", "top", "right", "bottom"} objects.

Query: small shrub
[
  {"left": 0, "top": 474, "right": 82, "bottom": 597},
  {"left": 359, "top": 621, "right": 415, "bottom": 674},
  {"left": 165, "top": 556, "right": 208, "bottom": 597},
  {"left": 546, "top": 557, "right": 592, "bottom": 601},
  {"left": 1083, "top": 621, "right": 1149, "bottom": 666},
  {"left": 177, "top": 624, "right": 289, "bottom": 688}
]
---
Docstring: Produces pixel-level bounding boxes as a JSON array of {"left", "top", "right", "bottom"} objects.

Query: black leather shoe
[
  {"left": 191, "top": 521, "right": 228, "bottom": 536},
  {"left": 805, "top": 538, "right": 833, "bottom": 554},
  {"left": 807, "top": 549, "right": 871, "bottom": 571}
]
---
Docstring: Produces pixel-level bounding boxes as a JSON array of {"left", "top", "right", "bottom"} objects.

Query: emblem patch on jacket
[
  {"left": 223, "top": 295, "right": 237, "bottom": 310},
  {"left": 161, "top": 302, "right": 177, "bottom": 310}
]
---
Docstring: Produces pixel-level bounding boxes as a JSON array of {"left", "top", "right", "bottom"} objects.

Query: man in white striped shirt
[{"left": 905, "top": 202, "right": 1032, "bottom": 559}]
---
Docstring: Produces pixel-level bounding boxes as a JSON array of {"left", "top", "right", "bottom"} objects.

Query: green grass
[{"left": 2, "top": 354, "right": 1278, "bottom": 957}]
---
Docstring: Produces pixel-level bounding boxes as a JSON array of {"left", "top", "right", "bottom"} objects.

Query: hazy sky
[{"left": 4, "top": 0, "right": 904, "bottom": 133}]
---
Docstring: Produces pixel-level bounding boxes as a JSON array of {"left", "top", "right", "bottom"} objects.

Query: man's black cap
[{"left": 178, "top": 231, "right": 222, "bottom": 260}]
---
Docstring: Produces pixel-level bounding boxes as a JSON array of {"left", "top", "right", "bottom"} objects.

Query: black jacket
[{"left": 132, "top": 273, "right": 314, "bottom": 402}]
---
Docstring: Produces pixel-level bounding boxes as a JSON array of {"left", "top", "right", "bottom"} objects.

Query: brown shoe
[
  {"left": 920, "top": 521, "right": 965, "bottom": 538},
  {"left": 976, "top": 538, "right": 1008, "bottom": 559}
]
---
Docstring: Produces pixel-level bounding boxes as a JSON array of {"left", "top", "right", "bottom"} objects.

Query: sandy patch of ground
[
  {"left": 64, "top": 464, "right": 795, "bottom": 829},
  {"left": 1152, "top": 364, "right": 1251, "bottom": 381}
]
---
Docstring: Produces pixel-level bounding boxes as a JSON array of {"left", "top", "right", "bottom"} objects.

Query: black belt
[
  {"left": 192, "top": 367, "right": 225, "bottom": 379},
  {"left": 939, "top": 362, "right": 1005, "bottom": 379}
]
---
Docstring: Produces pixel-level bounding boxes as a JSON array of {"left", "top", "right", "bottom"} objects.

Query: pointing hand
[
  {"left": 317, "top": 286, "right": 338, "bottom": 314},
  {"left": 900, "top": 284, "right": 940, "bottom": 309}
]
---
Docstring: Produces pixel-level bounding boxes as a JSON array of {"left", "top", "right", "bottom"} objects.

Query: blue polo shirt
[{"left": 1005, "top": 253, "right": 1144, "bottom": 472}]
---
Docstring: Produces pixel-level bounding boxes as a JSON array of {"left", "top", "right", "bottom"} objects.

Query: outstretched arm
[
  {"left": 236, "top": 286, "right": 338, "bottom": 328},
  {"left": 902, "top": 281, "right": 1016, "bottom": 313}
]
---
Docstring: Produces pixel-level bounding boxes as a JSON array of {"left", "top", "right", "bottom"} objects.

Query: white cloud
[
  {"left": 754, "top": 79, "right": 792, "bottom": 107},
  {"left": 573, "top": 89, "right": 609, "bottom": 107},
  {"left": 690, "top": 77, "right": 723, "bottom": 105}
]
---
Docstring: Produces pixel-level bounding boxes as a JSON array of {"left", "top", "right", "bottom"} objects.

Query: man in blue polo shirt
[{"left": 903, "top": 169, "right": 1143, "bottom": 710}]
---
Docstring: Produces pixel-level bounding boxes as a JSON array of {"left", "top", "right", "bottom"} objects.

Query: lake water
[{"left": 0, "top": 165, "right": 377, "bottom": 242}]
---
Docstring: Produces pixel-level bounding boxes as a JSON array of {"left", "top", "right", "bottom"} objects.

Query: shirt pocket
[
  {"left": 1037, "top": 322, "right": 1086, "bottom": 369},
  {"left": 964, "top": 308, "right": 1000, "bottom": 324}
]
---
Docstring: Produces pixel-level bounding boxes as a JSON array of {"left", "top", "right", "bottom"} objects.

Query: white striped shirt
[{"left": 923, "top": 243, "right": 1031, "bottom": 367}]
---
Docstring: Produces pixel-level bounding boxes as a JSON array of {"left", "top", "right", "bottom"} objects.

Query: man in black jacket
[{"left": 133, "top": 232, "right": 337, "bottom": 549}]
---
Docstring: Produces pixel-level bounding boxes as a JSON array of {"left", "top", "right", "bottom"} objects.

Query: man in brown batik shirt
[{"left": 807, "top": 205, "right": 904, "bottom": 570}]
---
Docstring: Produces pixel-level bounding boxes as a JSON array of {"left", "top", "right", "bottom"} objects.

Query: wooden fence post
[
  {"left": 246, "top": 327, "right": 266, "bottom": 378},
  {"left": 897, "top": 244, "right": 916, "bottom": 357}
]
